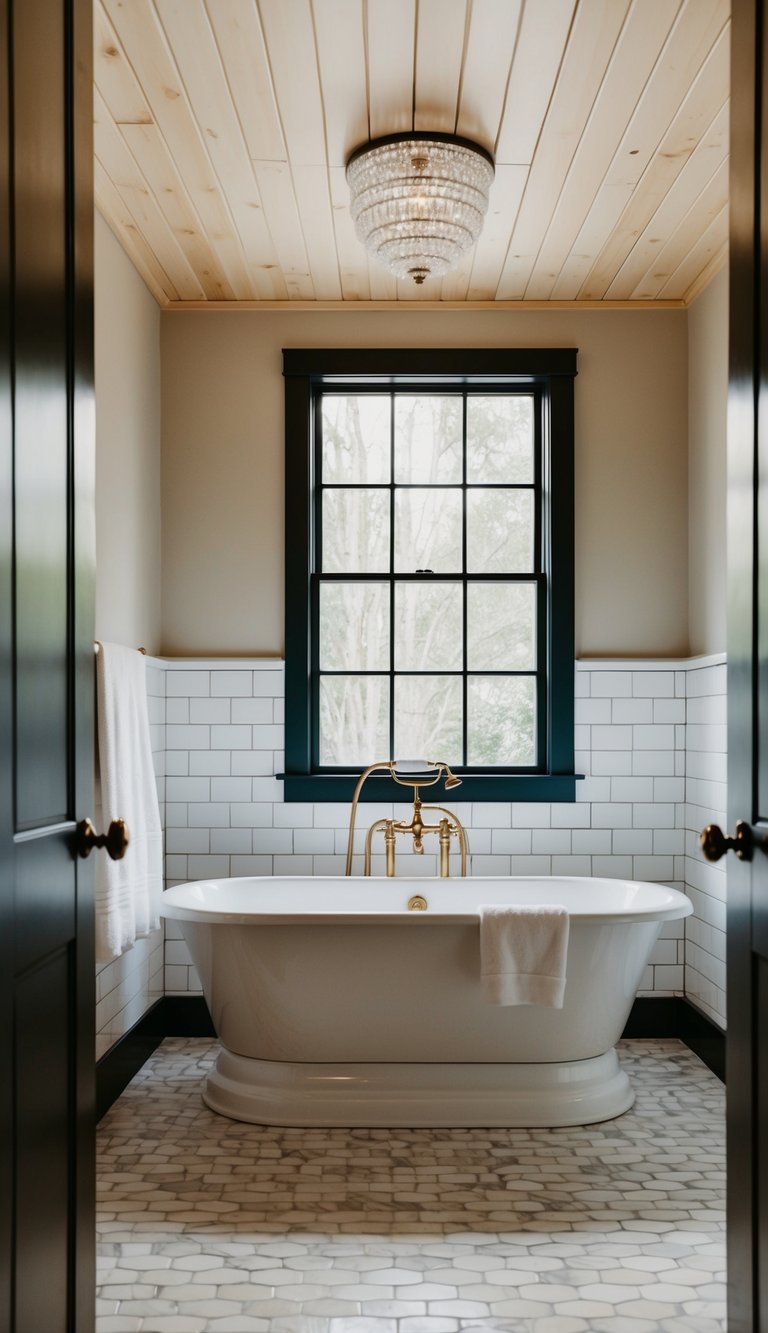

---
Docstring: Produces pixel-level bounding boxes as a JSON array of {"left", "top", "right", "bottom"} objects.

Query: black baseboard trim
[
  {"left": 97, "top": 993, "right": 725, "bottom": 1121},
  {"left": 96, "top": 995, "right": 215, "bottom": 1120},
  {"left": 621, "top": 996, "right": 725, "bottom": 1082}
]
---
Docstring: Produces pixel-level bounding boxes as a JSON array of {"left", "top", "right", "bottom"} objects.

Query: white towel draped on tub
[
  {"left": 95, "top": 642, "right": 163, "bottom": 963},
  {"left": 480, "top": 904, "right": 570, "bottom": 1007}
]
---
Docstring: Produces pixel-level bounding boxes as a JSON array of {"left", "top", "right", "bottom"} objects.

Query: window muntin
[{"left": 314, "top": 388, "right": 541, "bottom": 771}]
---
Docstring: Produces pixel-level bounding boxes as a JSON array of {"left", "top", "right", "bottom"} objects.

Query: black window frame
[{"left": 283, "top": 348, "right": 577, "bottom": 803}]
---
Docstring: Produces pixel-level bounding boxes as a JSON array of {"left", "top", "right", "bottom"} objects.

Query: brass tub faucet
[{"left": 345, "top": 760, "right": 468, "bottom": 877}]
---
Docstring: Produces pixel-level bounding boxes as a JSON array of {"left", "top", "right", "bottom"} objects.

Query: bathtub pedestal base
[{"left": 204, "top": 1046, "right": 634, "bottom": 1128}]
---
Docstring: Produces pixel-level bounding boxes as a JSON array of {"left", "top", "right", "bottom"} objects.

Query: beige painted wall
[
  {"left": 94, "top": 211, "right": 162, "bottom": 653},
  {"left": 160, "top": 307, "right": 689, "bottom": 658},
  {"left": 688, "top": 266, "right": 728, "bottom": 656}
]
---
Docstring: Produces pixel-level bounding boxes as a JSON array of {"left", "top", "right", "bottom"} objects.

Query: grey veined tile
[{"left": 96, "top": 1038, "right": 725, "bottom": 1332}]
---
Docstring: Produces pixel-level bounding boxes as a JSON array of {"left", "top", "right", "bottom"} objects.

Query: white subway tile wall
[
  {"left": 683, "top": 661, "right": 727, "bottom": 1028},
  {"left": 94, "top": 663, "right": 165, "bottom": 1059},
  {"left": 159, "top": 659, "right": 719, "bottom": 1009},
  {"left": 96, "top": 656, "right": 729, "bottom": 1043}
]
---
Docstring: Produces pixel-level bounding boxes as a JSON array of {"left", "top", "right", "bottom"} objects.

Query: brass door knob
[
  {"left": 700, "top": 820, "right": 753, "bottom": 863},
  {"left": 76, "top": 817, "right": 130, "bottom": 861}
]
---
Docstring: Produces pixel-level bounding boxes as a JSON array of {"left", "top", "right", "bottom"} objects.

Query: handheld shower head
[
  {"left": 390, "top": 760, "right": 462, "bottom": 790},
  {"left": 390, "top": 759, "right": 441, "bottom": 789}
]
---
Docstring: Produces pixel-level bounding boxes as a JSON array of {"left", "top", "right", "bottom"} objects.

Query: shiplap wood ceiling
[{"left": 94, "top": 0, "right": 730, "bottom": 308}]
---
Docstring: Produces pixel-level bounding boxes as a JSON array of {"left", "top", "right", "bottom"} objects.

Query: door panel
[
  {"left": 728, "top": 3, "right": 768, "bottom": 1329},
  {"left": 0, "top": 0, "right": 95, "bottom": 1330},
  {"left": 15, "top": 950, "right": 73, "bottom": 1333},
  {"left": 13, "top": 0, "right": 70, "bottom": 829}
]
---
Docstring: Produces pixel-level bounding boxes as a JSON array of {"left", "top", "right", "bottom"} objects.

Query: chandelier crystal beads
[{"left": 346, "top": 132, "right": 495, "bottom": 285}]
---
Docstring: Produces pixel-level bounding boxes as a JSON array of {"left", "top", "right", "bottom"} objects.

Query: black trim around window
[{"left": 282, "top": 348, "right": 577, "bottom": 802}]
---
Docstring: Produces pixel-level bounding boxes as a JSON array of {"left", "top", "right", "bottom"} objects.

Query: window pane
[
  {"left": 466, "top": 396, "right": 534, "bottom": 483},
  {"left": 322, "top": 489, "right": 390, "bottom": 572},
  {"left": 467, "top": 583, "right": 536, "bottom": 670},
  {"left": 395, "top": 582, "right": 462, "bottom": 671},
  {"left": 467, "top": 489, "right": 534, "bottom": 572},
  {"left": 322, "top": 395, "right": 390, "bottom": 483},
  {"left": 319, "top": 675, "right": 389, "bottom": 765},
  {"left": 394, "top": 675, "right": 462, "bottom": 765},
  {"left": 468, "top": 676, "right": 536, "bottom": 766},
  {"left": 394, "top": 396, "right": 462, "bottom": 483},
  {"left": 320, "top": 583, "right": 389, "bottom": 670},
  {"left": 394, "top": 489, "right": 462, "bottom": 571}
]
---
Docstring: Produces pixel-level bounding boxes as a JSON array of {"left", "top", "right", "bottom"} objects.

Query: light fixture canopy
[{"left": 346, "top": 131, "right": 495, "bottom": 286}]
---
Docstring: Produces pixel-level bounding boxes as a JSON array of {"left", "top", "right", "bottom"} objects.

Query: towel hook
[{"left": 93, "top": 643, "right": 147, "bottom": 655}]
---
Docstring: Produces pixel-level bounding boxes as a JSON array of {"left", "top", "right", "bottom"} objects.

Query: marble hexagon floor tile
[{"left": 96, "top": 1038, "right": 725, "bottom": 1332}]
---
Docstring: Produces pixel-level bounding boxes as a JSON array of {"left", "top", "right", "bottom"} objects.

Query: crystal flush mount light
[{"left": 346, "top": 132, "right": 495, "bottom": 285}]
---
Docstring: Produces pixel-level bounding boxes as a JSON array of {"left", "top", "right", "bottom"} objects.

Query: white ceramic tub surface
[{"left": 161, "top": 875, "right": 692, "bottom": 1128}]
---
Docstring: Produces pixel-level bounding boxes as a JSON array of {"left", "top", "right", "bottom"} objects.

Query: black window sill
[{"left": 279, "top": 774, "right": 580, "bottom": 803}]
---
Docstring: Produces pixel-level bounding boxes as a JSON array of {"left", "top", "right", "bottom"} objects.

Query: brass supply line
[{"left": 345, "top": 760, "right": 468, "bottom": 877}]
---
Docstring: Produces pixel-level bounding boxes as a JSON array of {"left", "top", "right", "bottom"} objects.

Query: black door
[
  {"left": 0, "top": 1, "right": 95, "bottom": 1330},
  {"left": 724, "top": 2, "right": 768, "bottom": 1328}
]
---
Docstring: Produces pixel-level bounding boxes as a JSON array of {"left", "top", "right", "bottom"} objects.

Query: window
[{"left": 283, "top": 349, "right": 577, "bottom": 802}]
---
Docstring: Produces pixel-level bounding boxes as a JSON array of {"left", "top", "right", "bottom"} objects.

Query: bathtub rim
[{"left": 160, "top": 874, "right": 693, "bottom": 927}]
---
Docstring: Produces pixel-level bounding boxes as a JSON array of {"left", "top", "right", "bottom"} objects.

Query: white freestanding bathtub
[{"left": 161, "top": 876, "right": 692, "bottom": 1128}]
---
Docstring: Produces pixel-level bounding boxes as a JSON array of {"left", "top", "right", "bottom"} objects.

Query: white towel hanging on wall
[{"left": 95, "top": 641, "right": 163, "bottom": 962}]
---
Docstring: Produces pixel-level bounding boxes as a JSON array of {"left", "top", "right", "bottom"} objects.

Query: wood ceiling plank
[
  {"left": 630, "top": 158, "right": 728, "bottom": 299},
  {"left": 204, "top": 0, "right": 285, "bottom": 163},
  {"left": 549, "top": 185, "right": 633, "bottom": 300},
  {"left": 329, "top": 165, "right": 371, "bottom": 300},
  {"left": 399, "top": 273, "right": 443, "bottom": 300},
  {"left": 94, "top": 88, "right": 206, "bottom": 299},
  {"left": 312, "top": 0, "right": 368, "bottom": 167},
  {"left": 367, "top": 0, "right": 416, "bottom": 138},
  {"left": 524, "top": 0, "right": 682, "bottom": 301},
  {"left": 494, "top": 0, "right": 577, "bottom": 165},
  {"left": 95, "top": 161, "right": 174, "bottom": 304},
  {"left": 366, "top": 257, "right": 399, "bottom": 301},
  {"left": 602, "top": 0, "right": 728, "bottom": 189},
  {"left": 550, "top": 0, "right": 728, "bottom": 299},
  {"left": 94, "top": 2, "right": 153, "bottom": 124},
  {"left": 605, "top": 102, "right": 728, "bottom": 299},
  {"left": 466, "top": 164, "right": 527, "bottom": 300},
  {"left": 257, "top": 0, "right": 326, "bottom": 166},
  {"left": 456, "top": 0, "right": 521, "bottom": 150},
  {"left": 293, "top": 164, "right": 343, "bottom": 300},
  {"left": 120, "top": 122, "right": 237, "bottom": 301},
  {"left": 682, "top": 239, "right": 727, "bottom": 304},
  {"left": 658, "top": 200, "right": 728, "bottom": 299},
  {"left": 439, "top": 245, "right": 476, "bottom": 301},
  {"left": 155, "top": 0, "right": 282, "bottom": 298},
  {"left": 577, "top": 20, "right": 730, "bottom": 299},
  {"left": 496, "top": 0, "right": 632, "bottom": 300},
  {"left": 414, "top": 0, "right": 467, "bottom": 133},
  {"left": 252, "top": 161, "right": 315, "bottom": 299},
  {"left": 102, "top": 0, "right": 259, "bottom": 299}
]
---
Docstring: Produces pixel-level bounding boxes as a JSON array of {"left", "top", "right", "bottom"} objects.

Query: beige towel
[
  {"left": 95, "top": 642, "right": 163, "bottom": 963},
  {"left": 480, "top": 904, "right": 569, "bottom": 1007}
]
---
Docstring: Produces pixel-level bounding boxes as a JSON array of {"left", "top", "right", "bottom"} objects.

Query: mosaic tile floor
[{"left": 97, "top": 1038, "right": 726, "bottom": 1333}]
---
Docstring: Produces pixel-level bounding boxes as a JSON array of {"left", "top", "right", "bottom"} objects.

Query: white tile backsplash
[{"left": 683, "top": 659, "right": 728, "bottom": 1029}]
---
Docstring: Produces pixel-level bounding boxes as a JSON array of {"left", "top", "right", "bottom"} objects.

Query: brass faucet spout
[{"left": 345, "top": 761, "right": 468, "bottom": 877}]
